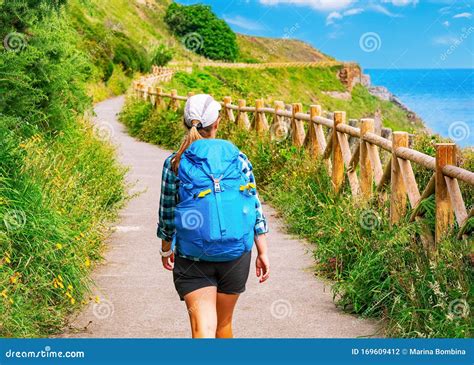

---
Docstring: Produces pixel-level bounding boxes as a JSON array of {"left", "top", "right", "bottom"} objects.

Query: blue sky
[{"left": 176, "top": 0, "right": 474, "bottom": 69}]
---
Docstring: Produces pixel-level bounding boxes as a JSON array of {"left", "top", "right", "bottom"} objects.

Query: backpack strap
[{"left": 211, "top": 174, "right": 227, "bottom": 236}]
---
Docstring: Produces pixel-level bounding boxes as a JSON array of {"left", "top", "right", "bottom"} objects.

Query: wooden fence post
[
  {"left": 170, "top": 89, "right": 180, "bottom": 111},
  {"left": 360, "top": 118, "right": 374, "bottom": 199},
  {"left": 435, "top": 143, "right": 455, "bottom": 243},
  {"left": 255, "top": 99, "right": 269, "bottom": 134},
  {"left": 332, "top": 111, "right": 345, "bottom": 193},
  {"left": 148, "top": 86, "right": 155, "bottom": 106},
  {"left": 237, "top": 99, "right": 250, "bottom": 130},
  {"left": 155, "top": 87, "right": 163, "bottom": 109},
  {"left": 223, "top": 96, "right": 235, "bottom": 122},
  {"left": 291, "top": 103, "right": 305, "bottom": 147},
  {"left": 306, "top": 105, "right": 322, "bottom": 158},
  {"left": 390, "top": 132, "right": 408, "bottom": 224}
]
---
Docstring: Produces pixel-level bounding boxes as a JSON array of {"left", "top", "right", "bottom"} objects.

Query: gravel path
[{"left": 61, "top": 96, "right": 381, "bottom": 338}]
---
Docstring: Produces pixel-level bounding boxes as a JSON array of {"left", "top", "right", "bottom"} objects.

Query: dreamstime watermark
[
  {"left": 448, "top": 121, "right": 470, "bottom": 143},
  {"left": 181, "top": 210, "right": 204, "bottom": 230},
  {"left": 270, "top": 299, "right": 293, "bottom": 319},
  {"left": 447, "top": 299, "right": 469, "bottom": 320},
  {"left": 3, "top": 209, "right": 26, "bottom": 231},
  {"left": 93, "top": 122, "right": 114, "bottom": 142},
  {"left": 269, "top": 23, "right": 300, "bottom": 55},
  {"left": 92, "top": 298, "right": 115, "bottom": 320},
  {"left": 359, "top": 209, "right": 380, "bottom": 230},
  {"left": 440, "top": 27, "right": 474, "bottom": 62},
  {"left": 359, "top": 32, "right": 382, "bottom": 53},
  {"left": 270, "top": 121, "right": 289, "bottom": 142},
  {"left": 5, "top": 346, "right": 85, "bottom": 359},
  {"left": 182, "top": 32, "right": 204, "bottom": 52},
  {"left": 3, "top": 32, "right": 28, "bottom": 52}
]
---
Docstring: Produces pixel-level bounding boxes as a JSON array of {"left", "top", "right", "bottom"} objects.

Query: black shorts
[{"left": 173, "top": 251, "right": 252, "bottom": 301}]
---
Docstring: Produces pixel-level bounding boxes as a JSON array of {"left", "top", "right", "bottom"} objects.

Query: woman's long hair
[{"left": 171, "top": 120, "right": 214, "bottom": 174}]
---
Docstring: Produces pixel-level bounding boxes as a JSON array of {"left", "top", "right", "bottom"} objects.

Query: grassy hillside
[
  {"left": 165, "top": 65, "right": 422, "bottom": 132},
  {"left": 237, "top": 34, "right": 333, "bottom": 63}
]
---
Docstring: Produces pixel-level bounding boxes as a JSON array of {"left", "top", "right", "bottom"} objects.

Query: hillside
[{"left": 237, "top": 34, "right": 334, "bottom": 63}]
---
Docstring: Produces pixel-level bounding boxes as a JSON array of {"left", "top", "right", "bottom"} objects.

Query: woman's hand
[
  {"left": 161, "top": 240, "right": 174, "bottom": 271},
  {"left": 256, "top": 254, "right": 270, "bottom": 283},
  {"left": 162, "top": 253, "right": 174, "bottom": 271}
]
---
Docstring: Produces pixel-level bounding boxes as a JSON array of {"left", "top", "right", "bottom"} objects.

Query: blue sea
[{"left": 365, "top": 69, "right": 473, "bottom": 147}]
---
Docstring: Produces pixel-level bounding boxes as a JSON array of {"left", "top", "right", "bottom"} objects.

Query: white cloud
[
  {"left": 223, "top": 15, "right": 265, "bottom": 31},
  {"left": 369, "top": 4, "right": 402, "bottom": 17},
  {"left": 453, "top": 12, "right": 472, "bottom": 19},
  {"left": 326, "top": 11, "right": 343, "bottom": 25},
  {"left": 433, "top": 35, "right": 459, "bottom": 45},
  {"left": 259, "top": 0, "right": 356, "bottom": 11},
  {"left": 326, "top": 7, "right": 364, "bottom": 25},
  {"left": 442, "top": 20, "right": 450, "bottom": 27},
  {"left": 382, "top": 0, "right": 418, "bottom": 6},
  {"left": 344, "top": 7, "right": 364, "bottom": 16}
]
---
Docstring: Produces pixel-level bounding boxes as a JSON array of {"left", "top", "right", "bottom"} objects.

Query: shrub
[
  {"left": 151, "top": 44, "right": 173, "bottom": 67},
  {"left": 164, "top": 2, "right": 239, "bottom": 61}
]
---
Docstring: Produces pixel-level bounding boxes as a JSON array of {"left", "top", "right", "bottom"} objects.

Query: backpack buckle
[{"left": 212, "top": 175, "right": 223, "bottom": 193}]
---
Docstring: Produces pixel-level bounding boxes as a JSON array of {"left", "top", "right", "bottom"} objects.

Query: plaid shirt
[{"left": 157, "top": 152, "right": 268, "bottom": 243}]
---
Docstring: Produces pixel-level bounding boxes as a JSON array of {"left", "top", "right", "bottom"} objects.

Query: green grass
[
  {"left": 0, "top": 118, "right": 126, "bottom": 337},
  {"left": 119, "top": 96, "right": 473, "bottom": 338},
  {"left": 164, "top": 65, "right": 423, "bottom": 133}
]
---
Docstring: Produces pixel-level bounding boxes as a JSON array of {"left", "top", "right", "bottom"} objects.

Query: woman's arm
[
  {"left": 238, "top": 152, "right": 270, "bottom": 282},
  {"left": 157, "top": 155, "right": 178, "bottom": 270},
  {"left": 255, "top": 233, "right": 270, "bottom": 283}
]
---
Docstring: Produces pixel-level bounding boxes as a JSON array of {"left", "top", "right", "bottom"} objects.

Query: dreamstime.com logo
[
  {"left": 3, "top": 209, "right": 27, "bottom": 231},
  {"left": 359, "top": 209, "right": 380, "bottom": 230},
  {"left": 270, "top": 121, "right": 290, "bottom": 142},
  {"left": 182, "top": 32, "right": 203, "bottom": 52},
  {"left": 270, "top": 299, "right": 293, "bottom": 319},
  {"left": 448, "top": 121, "right": 470, "bottom": 143},
  {"left": 181, "top": 209, "right": 204, "bottom": 230},
  {"left": 359, "top": 32, "right": 382, "bottom": 53},
  {"left": 93, "top": 298, "right": 115, "bottom": 320},
  {"left": 5, "top": 346, "right": 85, "bottom": 359},
  {"left": 3, "top": 32, "right": 28, "bottom": 52}
]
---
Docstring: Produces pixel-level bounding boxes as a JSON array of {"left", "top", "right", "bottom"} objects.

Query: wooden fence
[
  {"left": 132, "top": 83, "right": 473, "bottom": 246},
  {"left": 167, "top": 61, "right": 352, "bottom": 69}
]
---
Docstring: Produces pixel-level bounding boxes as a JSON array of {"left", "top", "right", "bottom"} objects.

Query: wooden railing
[
  {"left": 167, "top": 61, "right": 351, "bottom": 69},
  {"left": 132, "top": 84, "right": 473, "bottom": 245}
]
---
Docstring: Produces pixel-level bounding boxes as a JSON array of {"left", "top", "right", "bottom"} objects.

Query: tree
[{"left": 164, "top": 3, "right": 238, "bottom": 62}]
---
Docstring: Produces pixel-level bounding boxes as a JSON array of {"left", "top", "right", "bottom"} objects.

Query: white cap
[{"left": 184, "top": 94, "right": 221, "bottom": 129}]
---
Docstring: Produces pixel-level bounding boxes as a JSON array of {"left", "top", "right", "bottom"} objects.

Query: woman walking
[{"left": 157, "top": 94, "right": 270, "bottom": 338}]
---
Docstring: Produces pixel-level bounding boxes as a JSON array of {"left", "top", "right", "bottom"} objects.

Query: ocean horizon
[{"left": 365, "top": 68, "right": 473, "bottom": 148}]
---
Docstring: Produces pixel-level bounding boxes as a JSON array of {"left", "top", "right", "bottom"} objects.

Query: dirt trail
[{"left": 61, "top": 96, "right": 380, "bottom": 338}]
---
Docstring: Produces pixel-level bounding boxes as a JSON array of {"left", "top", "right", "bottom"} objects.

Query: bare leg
[
  {"left": 216, "top": 293, "right": 240, "bottom": 338},
  {"left": 184, "top": 286, "right": 218, "bottom": 338}
]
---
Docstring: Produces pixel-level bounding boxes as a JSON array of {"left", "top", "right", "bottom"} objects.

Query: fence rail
[{"left": 132, "top": 82, "right": 473, "bottom": 245}]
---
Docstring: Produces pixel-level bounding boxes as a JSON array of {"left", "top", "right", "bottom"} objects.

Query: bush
[
  {"left": 0, "top": 1, "right": 125, "bottom": 337},
  {"left": 164, "top": 2, "right": 239, "bottom": 61},
  {"left": 151, "top": 44, "right": 173, "bottom": 67}
]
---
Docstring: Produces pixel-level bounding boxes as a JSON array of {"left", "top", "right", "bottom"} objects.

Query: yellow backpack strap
[{"left": 197, "top": 189, "right": 212, "bottom": 198}]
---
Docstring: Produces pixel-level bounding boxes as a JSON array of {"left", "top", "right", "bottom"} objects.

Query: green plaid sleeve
[
  {"left": 157, "top": 154, "right": 179, "bottom": 242},
  {"left": 238, "top": 153, "right": 269, "bottom": 235}
]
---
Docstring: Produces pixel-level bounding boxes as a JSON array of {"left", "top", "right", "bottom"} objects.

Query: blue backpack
[{"left": 174, "top": 139, "right": 257, "bottom": 261}]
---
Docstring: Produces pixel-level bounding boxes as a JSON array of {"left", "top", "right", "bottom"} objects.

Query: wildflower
[
  {"left": 9, "top": 273, "right": 20, "bottom": 284},
  {"left": 94, "top": 296, "right": 100, "bottom": 304},
  {"left": 1, "top": 289, "right": 8, "bottom": 298},
  {"left": 70, "top": 298, "right": 76, "bottom": 305},
  {"left": 67, "top": 284, "right": 73, "bottom": 291},
  {"left": 85, "top": 257, "right": 91, "bottom": 267},
  {"left": 56, "top": 243, "right": 63, "bottom": 250}
]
